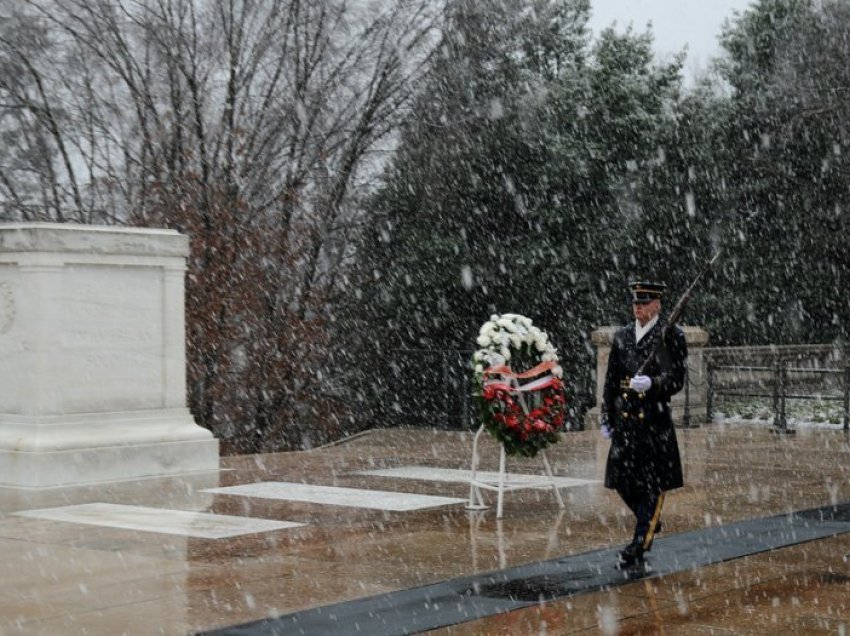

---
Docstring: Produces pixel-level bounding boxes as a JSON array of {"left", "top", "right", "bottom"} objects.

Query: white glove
[
  {"left": 629, "top": 375, "right": 652, "bottom": 392},
  {"left": 601, "top": 424, "right": 612, "bottom": 440}
]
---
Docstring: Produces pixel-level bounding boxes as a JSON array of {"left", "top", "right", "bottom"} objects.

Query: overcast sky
[{"left": 587, "top": 0, "right": 756, "bottom": 81}]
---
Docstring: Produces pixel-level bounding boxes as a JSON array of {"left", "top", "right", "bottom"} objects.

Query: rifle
[{"left": 635, "top": 251, "right": 722, "bottom": 376}]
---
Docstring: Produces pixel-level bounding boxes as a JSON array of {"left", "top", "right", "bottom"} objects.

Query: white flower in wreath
[
  {"left": 486, "top": 352, "right": 506, "bottom": 367},
  {"left": 472, "top": 313, "right": 563, "bottom": 381},
  {"left": 503, "top": 313, "right": 530, "bottom": 327},
  {"left": 503, "top": 319, "right": 524, "bottom": 333}
]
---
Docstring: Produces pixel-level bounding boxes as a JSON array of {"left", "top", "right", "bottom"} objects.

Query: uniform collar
[{"left": 635, "top": 315, "right": 659, "bottom": 343}]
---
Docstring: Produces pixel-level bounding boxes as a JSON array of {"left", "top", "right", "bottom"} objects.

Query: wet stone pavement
[{"left": 1, "top": 424, "right": 850, "bottom": 634}]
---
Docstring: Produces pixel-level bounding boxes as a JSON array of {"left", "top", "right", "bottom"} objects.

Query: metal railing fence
[
  {"left": 706, "top": 361, "right": 850, "bottom": 431},
  {"left": 385, "top": 348, "right": 850, "bottom": 433}
]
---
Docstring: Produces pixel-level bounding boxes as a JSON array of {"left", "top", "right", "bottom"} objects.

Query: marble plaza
[{"left": 1, "top": 425, "right": 850, "bottom": 634}]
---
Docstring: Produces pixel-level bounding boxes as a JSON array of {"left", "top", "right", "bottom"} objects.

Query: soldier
[{"left": 601, "top": 281, "right": 687, "bottom": 569}]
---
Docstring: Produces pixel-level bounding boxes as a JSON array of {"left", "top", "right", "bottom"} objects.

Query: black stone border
[{"left": 199, "top": 502, "right": 850, "bottom": 636}]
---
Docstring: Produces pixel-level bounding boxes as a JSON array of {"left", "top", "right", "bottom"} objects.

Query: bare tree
[{"left": 1, "top": 0, "right": 443, "bottom": 450}]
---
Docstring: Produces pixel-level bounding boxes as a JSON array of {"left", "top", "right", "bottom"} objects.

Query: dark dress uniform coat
[{"left": 603, "top": 319, "right": 687, "bottom": 493}]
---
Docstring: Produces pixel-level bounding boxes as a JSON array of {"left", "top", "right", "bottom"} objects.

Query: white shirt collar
[{"left": 635, "top": 315, "right": 659, "bottom": 343}]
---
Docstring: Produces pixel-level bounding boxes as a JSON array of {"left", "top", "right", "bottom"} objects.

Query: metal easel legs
[{"left": 466, "top": 424, "right": 565, "bottom": 519}]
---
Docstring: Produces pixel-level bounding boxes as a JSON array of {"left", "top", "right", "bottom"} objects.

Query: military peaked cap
[{"left": 629, "top": 281, "right": 666, "bottom": 304}]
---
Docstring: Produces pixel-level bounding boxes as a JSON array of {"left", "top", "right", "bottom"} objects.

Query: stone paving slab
[{"left": 14, "top": 503, "right": 304, "bottom": 539}]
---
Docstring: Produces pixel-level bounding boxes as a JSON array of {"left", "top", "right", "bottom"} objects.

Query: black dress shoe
[{"left": 616, "top": 543, "right": 645, "bottom": 569}]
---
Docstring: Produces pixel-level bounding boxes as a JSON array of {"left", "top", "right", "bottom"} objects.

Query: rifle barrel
[{"left": 634, "top": 251, "right": 721, "bottom": 376}]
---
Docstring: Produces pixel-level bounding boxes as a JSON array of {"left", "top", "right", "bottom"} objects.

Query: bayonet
[{"left": 635, "top": 251, "right": 721, "bottom": 376}]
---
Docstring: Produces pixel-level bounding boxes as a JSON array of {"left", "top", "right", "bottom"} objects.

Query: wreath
[{"left": 472, "top": 314, "right": 571, "bottom": 457}]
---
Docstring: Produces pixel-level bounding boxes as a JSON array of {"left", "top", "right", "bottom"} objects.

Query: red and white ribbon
[{"left": 483, "top": 360, "right": 558, "bottom": 393}]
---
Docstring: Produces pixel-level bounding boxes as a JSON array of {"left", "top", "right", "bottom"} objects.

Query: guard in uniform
[{"left": 602, "top": 281, "right": 687, "bottom": 569}]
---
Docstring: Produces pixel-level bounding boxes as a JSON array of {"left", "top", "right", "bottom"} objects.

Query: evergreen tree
[
  {"left": 344, "top": 1, "right": 689, "bottom": 427},
  {"left": 715, "top": 0, "right": 850, "bottom": 345},
  {"left": 344, "top": 0, "right": 594, "bottom": 427}
]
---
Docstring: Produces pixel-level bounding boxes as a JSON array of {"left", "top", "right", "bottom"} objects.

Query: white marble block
[{"left": 0, "top": 223, "right": 219, "bottom": 488}]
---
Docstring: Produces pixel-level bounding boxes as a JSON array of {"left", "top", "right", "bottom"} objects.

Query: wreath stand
[
  {"left": 465, "top": 424, "right": 565, "bottom": 518},
  {"left": 469, "top": 319, "right": 566, "bottom": 519}
]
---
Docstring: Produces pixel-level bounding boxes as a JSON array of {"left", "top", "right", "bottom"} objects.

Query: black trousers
[{"left": 617, "top": 485, "right": 665, "bottom": 551}]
